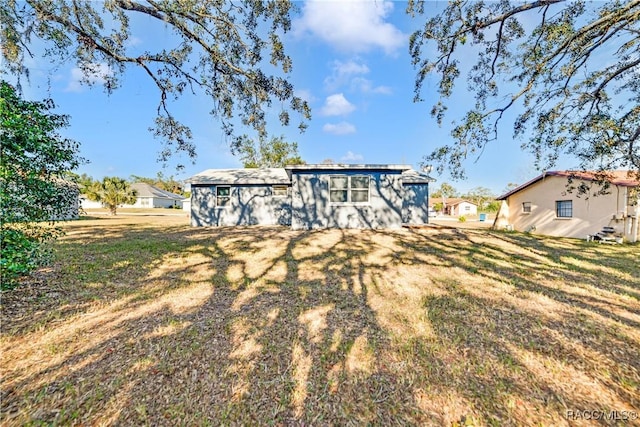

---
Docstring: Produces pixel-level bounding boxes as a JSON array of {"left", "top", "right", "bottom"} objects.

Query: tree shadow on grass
[{"left": 1, "top": 221, "right": 639, "bottom": 425}]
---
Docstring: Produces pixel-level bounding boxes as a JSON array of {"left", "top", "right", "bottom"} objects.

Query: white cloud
[
  {"left": 321, "top": 93, "right": 356, "bottom": 116},
  {"left": 294, "top": 88, "right": 316, "bottom": 104},
  {"left": 324, "top": 59, "right": 369, "bottom": 91},
  {"left": 296, "top": 0, "right": 405, "bottom": 54},
  {"left": 65, "top": 63, "right": 112, "bottom": 92},
  {"left": 341, "top": 151, "right": 364, "bottom": 162},
  {"left": 323, "top": 121, "right": 356, "bottom": 135},
  {"left": 126, "top": 36, "right": 143, "bottom": 47},
  {"left": 350, "top": 77, "right": 392, "bottom": 95}
]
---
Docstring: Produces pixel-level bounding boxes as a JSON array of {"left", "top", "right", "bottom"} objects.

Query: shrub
[
  {"left": 0, "top": 224, "right": 61, "bottom": 289},
  {"left": 458, "top": 215, "right": 467, "bottom": 222},
  {"left": 0, "top": 81, "right": 81, "bottom": 287}
]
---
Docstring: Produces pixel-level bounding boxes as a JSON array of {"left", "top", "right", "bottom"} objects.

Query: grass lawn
[{"left": 1, "top": 216, "right": 639, "bottom": 426}]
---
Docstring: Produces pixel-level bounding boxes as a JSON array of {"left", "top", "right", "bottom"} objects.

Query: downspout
[{"left": 632, "top": 189, "right": 640, "bottom": 243}]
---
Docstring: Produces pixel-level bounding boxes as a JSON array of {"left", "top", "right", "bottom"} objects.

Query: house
[
  {"left": 124, "top": 183, "right": 184, "bottom": 209},
  {"left": 435, "top": 198, "right": 478, "bottom": 216},
  {"left": 493, "top": 170, "right": 639, "bottom": 242},
  {"left": 188, "top": 164, "right": 434, "bottom": 229},
  {"left": 79, "top": 195, "right": 103, "bottom": 209}
]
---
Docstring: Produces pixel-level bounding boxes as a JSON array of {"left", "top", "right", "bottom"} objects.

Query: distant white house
[
  {"left": 124, "top": 183, "right": 184, "bottom": 209},
  {"left": 79, "top": 196, "right": 103, "bottom": 209},
  {"left": 431, "top": 198, "right": 478, "bottom": 216}
]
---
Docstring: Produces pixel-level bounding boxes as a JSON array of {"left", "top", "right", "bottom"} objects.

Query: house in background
[
  {"left": 494, "top": 170, "right": 639, "bottom": 242},
  {"left": 123, "top": 183, "right": 184, "bottom": 209},
  {"left": 79, "top": 195, "right": 103, "bottom": 209},
  {"left": 188, "top": 164, "right": 434, "bottom": 229},
  {"left": 439, "top": 198, "right": 478, "bottom": 216}
]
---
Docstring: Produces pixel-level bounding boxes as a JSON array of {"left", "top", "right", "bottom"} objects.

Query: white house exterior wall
[
  {"left": 123, "top": 197, "right": 182, "bottom": 209},
  {"left": 451, "top": 201, "right": 477, "bottom": 216}
]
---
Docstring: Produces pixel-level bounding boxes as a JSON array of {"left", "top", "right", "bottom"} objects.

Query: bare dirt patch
[{"left": 2, "top": 216, "right": 639, "bottom": 425}]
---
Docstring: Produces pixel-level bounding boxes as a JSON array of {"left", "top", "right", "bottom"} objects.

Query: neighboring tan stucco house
[
  {"left": 187, "top": 164, "right": 434, "bottom": 229},
  {"left": 493, "top": 171, "right": 639, "bottom": 242}
]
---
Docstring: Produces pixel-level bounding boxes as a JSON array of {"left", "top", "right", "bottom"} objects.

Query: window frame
[
  {"left": 329, "top": 175, "right": 370, "bottom": 205},
  {"left": 555, "top": 200, "right": 572, "bottom": 218},
  {"left": 522, "top": 201, "right": 532, "bottom": 214},
  {"left": 216, "top": 186, "right": 231, "bottom": 207}
]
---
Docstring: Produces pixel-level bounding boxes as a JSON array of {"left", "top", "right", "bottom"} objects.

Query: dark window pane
[
  {"left": 330, "top": 190, "right": 348, "bottom": 203},
  {"left": 330, "top": 176, "right": 348, "bottom": 189},
  {"left": 555, "top": 200, "right": 572, "bottom": 217},
  {"left": 351, "top": 189, "right": 369, "bottom": 202},
  {"left": 351, "top": 176, "right": 369, "bottom": 189}
]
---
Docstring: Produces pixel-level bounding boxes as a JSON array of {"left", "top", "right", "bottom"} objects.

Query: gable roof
[
  {"left": 429, "top": 197, "right": 477, "bottom": 207},
  {"left": 497, "top": 170, "right": 640, "bottom": 200},
  {"left": 188, "top": 168, "right": 290, "bottom": 185},
  {"left": 131, "top": 183, "right": 183, "bottom": 200},
  {"left": 285, "top": 164, "right": 412, "bottom": 171}
]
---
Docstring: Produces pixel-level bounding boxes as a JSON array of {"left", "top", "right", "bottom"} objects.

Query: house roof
[
  {"left": 445, "top": 197, "right": 478, "bottom": 206},
  {"left": 188, "top": 165, "right": 433, "bottom": 185},
  {"left": 497, "top": 170, "right": 640, "bottom": 200},
  {"left": 430, "top": 197, "right": 477, "bottom": 207},
  {"left": 401, "top": 169, "right": 436, "bottom": 184},
  {"left": 188, "top": 168, "right": 290, "bottom": 185},
  {"left": 131, "top": 183, "right": 183, "bottom": 200},
  {"left": 285, "top": 164, "right": 413, "bottom": 171}
]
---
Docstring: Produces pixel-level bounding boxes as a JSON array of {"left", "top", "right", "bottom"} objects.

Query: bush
[
  {"left": 458, "top": 215, "right": 467, "bottom": 222},
  {"left": 0, "top": 81, "right": 81, "bottom": 287},
  {"left": 0, "top": 225, "right": 61, "bottom": 289}
]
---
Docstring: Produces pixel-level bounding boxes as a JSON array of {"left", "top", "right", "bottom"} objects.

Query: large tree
[
  {"left": 0, "top": 80, "right": 82, "bottom": 287},
  {"left": 236, "top": 134, "right": 305, "bottom": 168},
  {"left": 408, "top": 0, "right": 640, "bottom": 180},
  {"left": 86, "top": 177, "right": 137, "bottom": 215},
  {"left": 463, "top": 186, "right": 496, "bottom": 209},
  {"left": 1, "top": 0, "right": 310, "bottom": 164}
]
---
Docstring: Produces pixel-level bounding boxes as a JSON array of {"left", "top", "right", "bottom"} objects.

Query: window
[
  {"left": 216, "top": 186, "right": 230, "bottom": 206},
  {"left": 272, "top": 185, "right": 288, "bottom": 197},
  {"left": 330, "top": 175, "right": 370, "bottom": 203},
  {"left": 522, "top": 202, "right": 531, "bottom": 213},
  {"left": 350, "top": 176, "right": 369, "bottom": 202},
  {"left": 555, "top": 200, "right": 572, "bottom": 218},
  {"left": 464, "top": 205, "right": 471, "bottom": 212}
]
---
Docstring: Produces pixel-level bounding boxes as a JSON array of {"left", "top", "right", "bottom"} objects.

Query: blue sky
[{"left": 13, "top": 1, "right": 577, "bottom": 195}]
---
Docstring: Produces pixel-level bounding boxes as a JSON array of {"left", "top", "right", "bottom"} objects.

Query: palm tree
[{"left": 86, "top": 177, "right": 137, "bottom": 215}]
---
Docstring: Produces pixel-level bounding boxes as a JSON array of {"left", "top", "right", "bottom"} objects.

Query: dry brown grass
[{"left": 1, "top": 215, "right": 639, "bottom": 426}]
